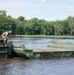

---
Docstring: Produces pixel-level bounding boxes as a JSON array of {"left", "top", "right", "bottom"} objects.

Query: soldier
[{"left": 1, "top": 31, "right": 11, "bottom": 46}]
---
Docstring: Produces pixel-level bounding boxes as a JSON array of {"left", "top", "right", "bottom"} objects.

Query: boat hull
[{"left": 13, "top": 47, "right": 33, "bottom": 59}]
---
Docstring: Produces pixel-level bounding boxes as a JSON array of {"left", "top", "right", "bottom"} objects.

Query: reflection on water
[{"left": 0, "top": 58, "right": 74, "bottom": 75}]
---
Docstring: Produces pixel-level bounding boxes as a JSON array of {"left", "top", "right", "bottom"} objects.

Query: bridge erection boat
[{"left": 13, "top": 45, "right": 33, "bottom": 59}]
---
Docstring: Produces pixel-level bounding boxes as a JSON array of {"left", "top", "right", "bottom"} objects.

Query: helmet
[{"left": 8, "top": 31, "right": 12, "bottom": 33}]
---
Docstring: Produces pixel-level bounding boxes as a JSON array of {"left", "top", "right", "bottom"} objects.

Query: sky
[{"left": 0, "top": 0, "right": 74, "bottom": 21}]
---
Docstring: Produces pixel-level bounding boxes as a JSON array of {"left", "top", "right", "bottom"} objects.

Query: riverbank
[{"left": 10, "top": 35, "right": 74, "bottom": 39}]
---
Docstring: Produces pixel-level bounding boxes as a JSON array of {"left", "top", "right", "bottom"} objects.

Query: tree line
[{"left": 0, "top": 10, "right": 74, "bottom": 35}]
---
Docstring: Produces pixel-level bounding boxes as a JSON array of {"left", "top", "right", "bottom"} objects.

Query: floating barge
[
  {"left": 13, "top": 45, "right": 74, "bottom": 59},
  {"left": 26, "top": 47, "right": 74, "bottom": 58}
]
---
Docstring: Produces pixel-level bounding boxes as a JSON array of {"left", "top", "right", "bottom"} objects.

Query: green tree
[
  {"left": 0, "top": 10, "right": 6, "bottom": 16},
  {"left": 67, "top": 16, "right": 74, "bottom": 35}
]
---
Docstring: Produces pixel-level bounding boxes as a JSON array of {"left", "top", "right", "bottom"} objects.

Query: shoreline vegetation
[
  {"left": 1, "top": 10, "right": 74, "bottom": 36},
  {"left": 10, "top": 35, "right": 74, "bottom": 39}
]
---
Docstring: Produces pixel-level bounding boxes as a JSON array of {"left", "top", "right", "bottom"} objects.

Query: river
[
  {"left": 0, "top": 58, "right": 74, "bottom": 75},
  {"left": 10, "top": 37, "right": 74, "bottom": 48},
  {"left": 0, "top": 37, "right": 74, "bottom": 75}
]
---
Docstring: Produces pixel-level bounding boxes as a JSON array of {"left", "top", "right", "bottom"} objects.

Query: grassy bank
[{"left": 10, "top": 35, "right": 74, "bottom": 39}]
